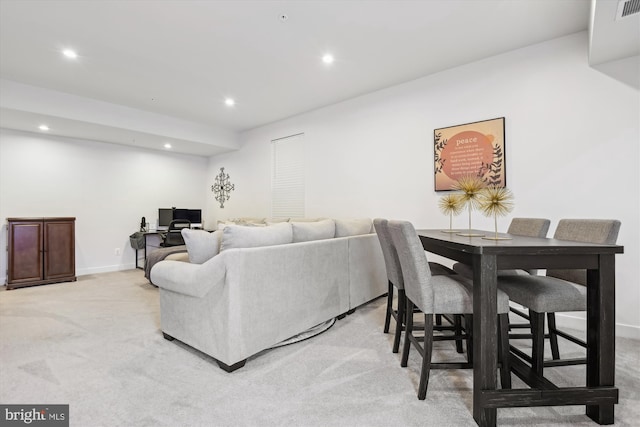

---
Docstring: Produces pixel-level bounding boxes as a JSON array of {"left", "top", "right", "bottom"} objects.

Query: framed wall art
[{"left": 434, "top": 117, "right": 506, "bottom": 191}]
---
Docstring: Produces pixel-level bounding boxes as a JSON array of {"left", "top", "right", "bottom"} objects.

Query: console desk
[
  {"left": 132, "top": 228, "right": 213, "bottom": 269},
  {"left": 133, "top": 231, "right": 164, "bottom": 269}
]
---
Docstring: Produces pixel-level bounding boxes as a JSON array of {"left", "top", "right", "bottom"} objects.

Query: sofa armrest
[
  {"left": 347, "top": 233, "right": 387, "bottom": 308},
  {"left": 150, "top": 255, "right": 226, "bottom": 298}
]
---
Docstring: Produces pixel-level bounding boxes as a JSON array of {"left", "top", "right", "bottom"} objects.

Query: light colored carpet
[
  {"left": 1, "top": 270, "right": 639, "bottom": 427},
  {"left": 269, "top": 318, "right": 336, "bottom": 349}
]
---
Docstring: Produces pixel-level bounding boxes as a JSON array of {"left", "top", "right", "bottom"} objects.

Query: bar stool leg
[
  {"left": 547, "top": 312, "right": 560, "bottom": 360},
  {"left": 465, "top": 314, "right": 474, "bottom": 364},
  {"left": 435, "top": 314, "right": 442, "bottom": 326},
  {"left": 454, "top": 314, "right": 464, "bottom": 353},
  {"left": 384, "top": 280, "right": 393, "bottom": 333},
  {"left": 417, "top": 314, "right": 434, "bottom": 400},
  {"left": 392, "top": 289, "right": 406, "bottom": 353},
  {"left": 401, "top": 299, "right": 414, "bottom": 368}
]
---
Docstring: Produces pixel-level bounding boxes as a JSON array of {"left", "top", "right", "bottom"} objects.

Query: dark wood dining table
[{"left": 416, "top": 229, "right": 624, "bottom": 427}]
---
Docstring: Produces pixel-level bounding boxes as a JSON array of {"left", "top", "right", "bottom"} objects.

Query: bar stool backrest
[
  {"left": 387, "top": 220, "right": 434, "bottom": 313},
  {"left": 546, "top": 219, "right": 621, "bottom": 286},
  {"left": 508, "top": 218, "right": 551, "bottom": 238},
  {"left": 373, "top": 218, "right": 404, "bottom": 289}
]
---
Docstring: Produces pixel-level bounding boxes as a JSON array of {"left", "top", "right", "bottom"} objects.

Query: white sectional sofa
[{"left": 150, "top": 218, "right": 387, "bottom": 372}]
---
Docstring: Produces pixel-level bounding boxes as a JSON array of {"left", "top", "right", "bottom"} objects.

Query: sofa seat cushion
[
  {"left": 220, "top": 222, "right": 293, "bottom": 251},
  {"left": 291, "top": 219, "right": 335, "bottom": 242},
  {"left": 335, "top": 218, "right": 373, "bottom": 237},
  {"left": 181, "top": 229, "right": 222, "bottom": 264}
]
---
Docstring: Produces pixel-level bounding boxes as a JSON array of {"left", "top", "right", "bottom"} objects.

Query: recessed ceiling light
[
  {"left": 164, "top": 143, "right": 172, "bottom": 149},
  {"left": 38, "top": 124, "right": 49, "bottom": 131},
  {"left": 62, "top": 49, "right": 78, "bottom": 59},
  {"left": 322, "top": 54, "right": 334, "bottom": 65},
  {"left": 225, "top": 98, "right": 235, "bottom": 107}
]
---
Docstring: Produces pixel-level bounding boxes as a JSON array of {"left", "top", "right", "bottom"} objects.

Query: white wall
[
  {"left": 208, "top": 32, "right": 640, "bottom": 338},
  {"left": 0, "top": 129, "right": 208, "bottom": 276}
]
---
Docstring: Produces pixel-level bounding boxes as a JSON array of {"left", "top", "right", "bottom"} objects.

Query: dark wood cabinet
[{"left": 6, "top": 217, "right": 76, "bottom": 290}]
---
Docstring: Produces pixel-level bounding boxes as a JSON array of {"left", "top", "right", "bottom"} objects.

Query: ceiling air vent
[{"left": 616, "top": 0, "right": 640, "bottom": 20}]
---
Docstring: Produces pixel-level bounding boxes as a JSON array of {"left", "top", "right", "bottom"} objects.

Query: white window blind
[{"left": 271, "top": 133, "right": 305, "bottom": 218}]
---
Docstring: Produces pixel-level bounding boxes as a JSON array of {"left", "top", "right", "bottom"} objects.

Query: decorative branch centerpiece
[
  {"left": 438, "top": 193, "right": 464, "bottom": 233},
  {"left": 478, "top": 186, "right": 515, "bottom": 240},
  {"left": 452, "top": 175, "right": 486, "bottom": 237}
]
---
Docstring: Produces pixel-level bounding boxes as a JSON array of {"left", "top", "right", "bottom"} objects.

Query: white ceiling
[{"left": 0, "top": 0, "right": 637, "bottom": 156}]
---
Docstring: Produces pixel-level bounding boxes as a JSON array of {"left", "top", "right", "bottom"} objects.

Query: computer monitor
[
  {"left": 173, "top": 208, "right": 189, "bottom": 221},
  {"left": 186, "top": 209, "right": 202, "bottom": 224},
  {"left": 158, "top": 208, "right": 174, "bottom": 229},
  {"left": 158, "top": 208, "right": 203, "bottom": 229}
]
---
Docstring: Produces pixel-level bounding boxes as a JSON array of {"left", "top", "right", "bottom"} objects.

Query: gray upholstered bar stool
[
  {"left": 496, "top": 219, "right": 621, "bottom": 376},
  {"left": 374, "top": 218, "right": 457, "bottom": 354},
  {"left": 387, "top": 220, "right": 512, "bottom": 399}
]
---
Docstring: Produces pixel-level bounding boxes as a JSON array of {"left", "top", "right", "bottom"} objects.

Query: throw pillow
[
  {"left": 334, "top": 218, "right": 373, "bottom": 237},
  {"left": 220, "top": 222, "right": 293, "bottom": 251},
  {"left": 181, "top": 229, "right": 222, "bottom": 264},
  {"left": 291, "top": 219, "right": 336, "bottom": 242}
]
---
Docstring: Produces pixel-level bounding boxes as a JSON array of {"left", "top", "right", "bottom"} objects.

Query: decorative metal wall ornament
[{"left": 211, "top": 167, "right": 235, "bottom": 208}]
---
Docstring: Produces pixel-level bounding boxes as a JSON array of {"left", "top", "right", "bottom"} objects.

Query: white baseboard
[
  {"left": 553, "top": 312, "right": 640, "bottom": 341},
  {"left": 76, "top": 263, "right": 137, "bottom": 276},
  {"left": 511, "top": 303, "right": 640, "bottom": 341},
  {"left": 614, "top": 322, "right": 640, "bottom": 341},
  {"left": 2, "top": 263, "right": 138, "bottom": 288}
]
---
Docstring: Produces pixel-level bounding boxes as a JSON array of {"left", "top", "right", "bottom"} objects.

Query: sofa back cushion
[
  {"left": 181, "top": 229, "right": 223, "bottom": 264},
  {"left": 288, "top": 217, "right": 323, "bottom": 222},
  {"left": 335, "top": 218, "right": 373, "bottom": 237},
  {"left": 220, "top": 222, "right": 293, "bottom": 251},
  {"left": 264, "top": 217, "right": 290, "bottom": 224},
  {"left": 229, "top": 217, "right": 267, "bottom": 224},
  {"left": 291, "top": 219, "right": 335, "bottom": 242}
]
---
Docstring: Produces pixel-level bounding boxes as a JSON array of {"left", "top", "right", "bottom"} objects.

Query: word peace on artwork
[{"left": 434, "top": 117, "right": 506, "bottom": 192}]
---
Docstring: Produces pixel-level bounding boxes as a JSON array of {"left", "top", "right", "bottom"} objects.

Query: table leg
[
  {"left": 586, "top": 254, "right": 616, "bottom": 424},
  {"left": 473, "top": 253, "right": 498, "bottom": 427}
]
